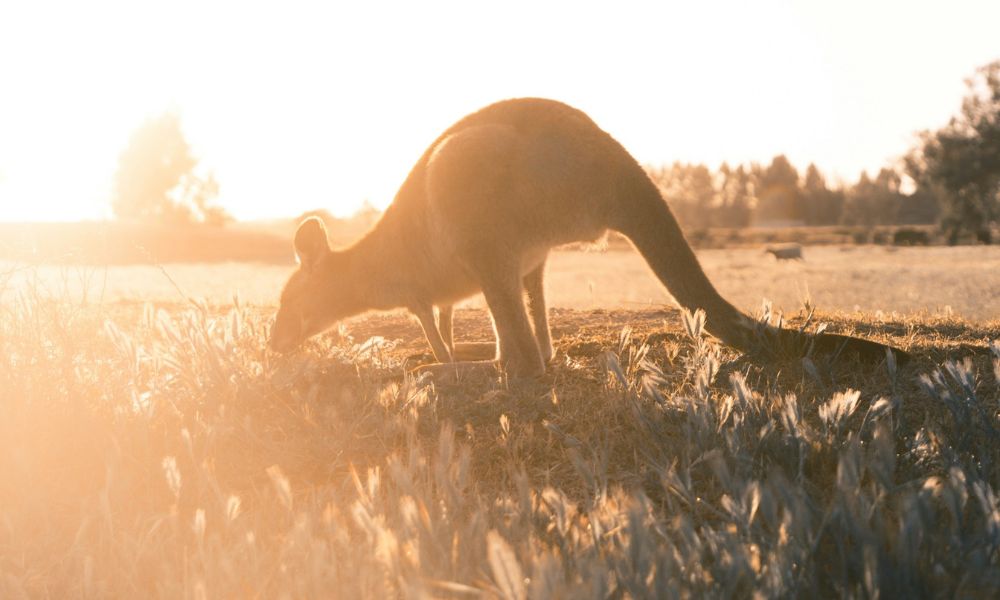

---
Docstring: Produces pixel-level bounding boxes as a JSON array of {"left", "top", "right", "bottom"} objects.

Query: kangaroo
[{"left": 269, "top": 98, "right": 907, "bottom": 376}]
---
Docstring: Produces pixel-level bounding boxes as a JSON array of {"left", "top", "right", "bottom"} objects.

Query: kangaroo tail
[{"left": 610, "top": 169, "right": 909, "bottom": 365}]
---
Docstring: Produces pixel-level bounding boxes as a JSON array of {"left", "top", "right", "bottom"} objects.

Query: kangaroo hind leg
[
  {"left": 523, "top": 259, "right": 554, "bottom": 364},
  {"left": 478, "top": 261, "right": 546, "bottom": 377}
]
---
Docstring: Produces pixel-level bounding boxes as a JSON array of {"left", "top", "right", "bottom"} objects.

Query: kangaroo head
[{"left": 269, "top": 217, "right": 358, "bottom": 353}]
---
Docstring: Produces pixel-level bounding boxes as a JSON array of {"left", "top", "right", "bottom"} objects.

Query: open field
[
  {"left": 2, "top": 245, "right": 1000, "bottom": 596},
  {"left": 0, "top": 221, "right": 946, "bottom": 265},
  {"left": 4, "top": 244, "right": 999, "bottom": 321}
]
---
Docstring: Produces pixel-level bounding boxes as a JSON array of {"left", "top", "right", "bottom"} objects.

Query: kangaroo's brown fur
[{"left": 270, "top": 98, "right": 908, "bottom": 376}]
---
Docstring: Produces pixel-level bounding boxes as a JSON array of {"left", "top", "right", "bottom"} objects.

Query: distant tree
[
  {"left": 715, "top": 163, "right": 754, "bottom": 227},
  {"left": 842, "top": 168, "right": 904, "bottom": 226},
  {"left": 755, "top": 155, "right": 803, "bottom": 224},
  {"left": 896, "top": 183, "right": 941, "bottom": 225},
  {"left": 684, "top": 164, "right": 717, "bottom": 229},
  {"left": 801, "top": 163, "right": 844, "bottom": 225},
  {"left": 348, "top": 200, "right": 382, "bottom": 231},
  {"left": 907, "top": 60, "right": 1000, "bottom": 243},
  {"left": 112, "top": 113, "right": 229, "bottom": 225},
  {"left": 649, "top": 162, "right": 716, "bottom": 229},
  {"left": 841, "top": 171, "right": 872, "bottom": 225}
]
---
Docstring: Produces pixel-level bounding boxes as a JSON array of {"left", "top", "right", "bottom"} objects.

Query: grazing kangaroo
[{"left": 270, "top": 98, "right": 907, "bottom": 376}]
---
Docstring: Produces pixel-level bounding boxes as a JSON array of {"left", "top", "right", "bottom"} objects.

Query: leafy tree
[
  {"left": 755, "top": 155, "right": 803, "bottom": 224},
  {"left": 649, "top": 162, "right": 717, "bottom": 229},
  {"left": 683, "top": 164, "right": 717, "bottom": 229},
  {"left": 907, "top": 60, "right": 1000, "bottom": 243},
  {"left": 842, "top": 168, "right": 904, "bottom": 226},
  {"left": 801, "top": 163, "right": 844, "bottom": 225},
  {"left": 896, "top": 180, "right": 941, "bottom": 225},
  {"left": 112, "top": 113, "right": 229, "bottom": 225},
  {"left": 716, "top": 163, "right": 754, "bottom": 227}
]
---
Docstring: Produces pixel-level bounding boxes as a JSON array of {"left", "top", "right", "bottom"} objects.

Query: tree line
[
  {"left": 111, "top": 61, "right": 999, "bottom": 242},
  {"left": 650, "top": 60, "right": 998, "bottom": 243},
  {"left": 647, "top": 158, "right": 940, "bottom": 230}
]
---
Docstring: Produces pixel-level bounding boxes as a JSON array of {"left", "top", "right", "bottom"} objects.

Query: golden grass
[
  {"left": 1, "top": 285, "right": 999, "bottom": 596},
  {"left": 5, "top": 244, "right": 1000, "bottom": 320}
]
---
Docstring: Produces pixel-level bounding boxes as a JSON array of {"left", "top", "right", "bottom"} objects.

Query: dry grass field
[
  {"left": 2, "top": 246, "right": 1000, "bottom": 597},
  {"left": 4, "top": 244, "right": 998, "bottom": 320}
]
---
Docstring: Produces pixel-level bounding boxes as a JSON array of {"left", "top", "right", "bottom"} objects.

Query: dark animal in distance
[
  {"left": 765, "top": 244, "right": 804, "bottom": 261},
  {"left": 892, "top": 229, "right": 930, "bottom": 246}
]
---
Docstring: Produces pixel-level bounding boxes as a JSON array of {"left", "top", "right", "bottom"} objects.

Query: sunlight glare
[{"left": 0, "top": 0, "right": 998, "bottom": 222}]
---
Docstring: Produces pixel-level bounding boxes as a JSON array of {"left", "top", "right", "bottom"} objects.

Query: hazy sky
[{"left": 0, "top": 0, "right": 998, "bottom": 222}]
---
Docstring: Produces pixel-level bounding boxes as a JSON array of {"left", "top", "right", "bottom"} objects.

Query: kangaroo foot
[
  {"left": 451, "top": 342, "right": 498, "bottom": 361},
  {"left": 411, "top": 360, "right": 501, "bottom": 384}
]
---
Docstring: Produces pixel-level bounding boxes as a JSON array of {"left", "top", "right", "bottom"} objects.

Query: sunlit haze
[{"left": 1, "top": 0, "right": 998, "bottom": 222}]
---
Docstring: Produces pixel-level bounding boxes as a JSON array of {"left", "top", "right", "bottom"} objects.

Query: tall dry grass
[{"left": 1, "top": 274, "right": 999, "bottom": 597}]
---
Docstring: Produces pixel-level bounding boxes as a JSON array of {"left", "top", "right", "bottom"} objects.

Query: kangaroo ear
[{"left": 294, "top": 217, "right": 331, "bottom": 268}]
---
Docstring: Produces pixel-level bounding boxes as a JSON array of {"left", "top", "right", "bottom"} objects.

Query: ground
[
  {"left": 1, "top": 246, "right": 999, "bottom": 597},
  {"left": 4, "top": 244, "right": 1000, "bottom": 319}
]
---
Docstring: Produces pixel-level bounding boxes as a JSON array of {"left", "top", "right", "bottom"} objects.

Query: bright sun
[{"left": 0, "top": 0, "right": 998, "bottom": 222}]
